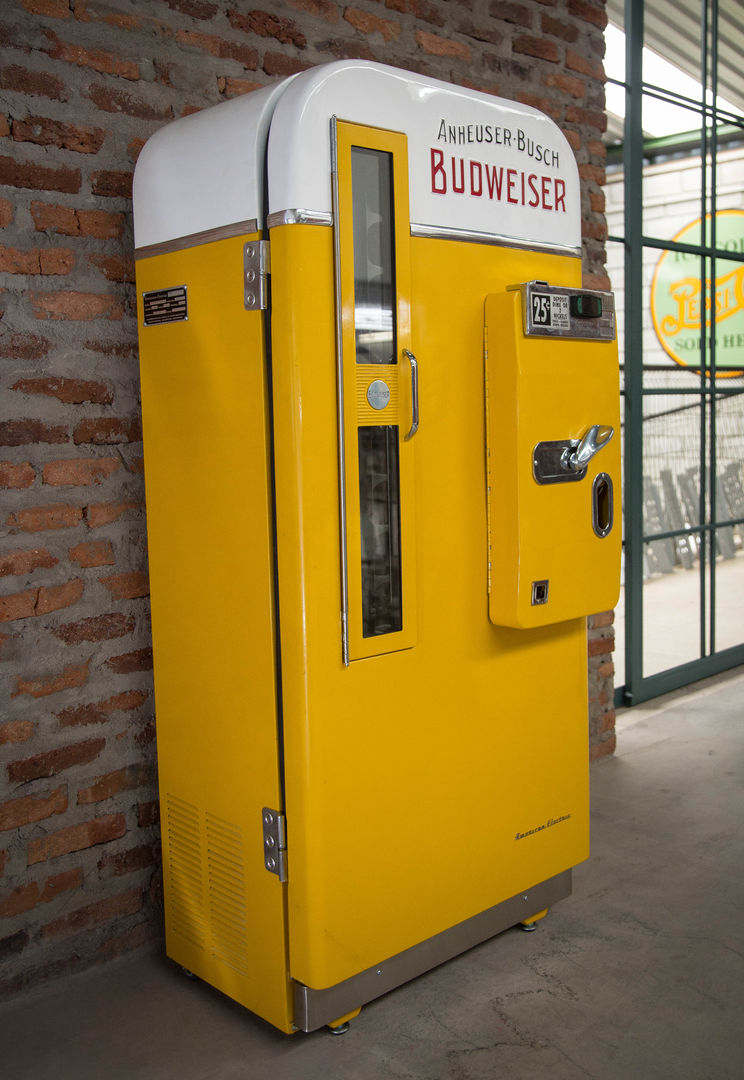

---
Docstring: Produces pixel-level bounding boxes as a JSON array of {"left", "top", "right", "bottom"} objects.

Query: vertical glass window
[
  {"left": 351, "top": 148, "right": 396, "bottom": 365},
  {"left": 358, "top": 426, "right": 402, "bottom": 637}
]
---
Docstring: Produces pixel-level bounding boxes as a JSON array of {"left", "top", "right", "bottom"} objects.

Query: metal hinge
[
  {"left": 244, "top": 240, "right": 270, "bottom": 311},
  {"left": 261, "top": 807, "right": 287, "bottom": 882}
]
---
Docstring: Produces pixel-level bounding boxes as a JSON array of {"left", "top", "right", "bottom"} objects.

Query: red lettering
[
  {"left": 507, "top": 168, "right": 518, "bottom": 204},
  {"left": 470, "top": 160, "right": 482, "bottom": 197},
  {"left": 452, "top": 157, "right": 465, "bottom": 193},
  {"left": 554, "top": 178, "right": 566, "bottom": 213},
  {"left": 541, "top": 175, "right": 552, "bottom": 210},
  {"left": 431, "top": 148, "right": 446, "bottom": 194},
  {"left": 485, "top": 164, "right": 504, "bottom": 200},
  {"left": 527, "top": 174, "right": 540, "bottom": 208}
]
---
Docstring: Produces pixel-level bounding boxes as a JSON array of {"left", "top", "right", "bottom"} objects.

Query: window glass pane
[
  {"left": 358, "top": 426, "right": 402, "bottom": 637},
  {"left": 351, "top": 147, "right": 396, "bottom": 365}
]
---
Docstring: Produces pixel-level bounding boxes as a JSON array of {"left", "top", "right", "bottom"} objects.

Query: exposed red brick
[
  {"left": 589, "top": 190, "right": 606, "bottom": 214},
  {"left": 164, "top": 0, "right": 218, "bottom": 18},
  {"left": 0, "top": 65, "right": 67, "bottom": 101},
  {"left": 0, "top": 786, "right": 67, "bottom": 833},
  {"left": 42, "top": 457, "right": 119, "bottom": 486},
  {"left": 0, "top": 850, "right": 5, "bottom": 873},
  {"left": 15, "top": 377, "right": 113, "bottom": 406},
  {"left": 21, "top": 0, "right": 70, "bottom": 15},
  {"left": 42, "top": 885, "right": 141, "bottom": 936},
  {"left": 217, "top": 76, "right": 264, "bottom": 99},
  {"left": 32, "top": 290, "right": 124, "bottom": 321},
  {"left": 589, "top": 733, "right": 616, "bottom": 762},
  {"left": 99, "top": 570, "right": 149, "bottom": 601},
  {"left": 0, "top": 719, "right": 35, "bottom": 745},
  {"left": 137, "top": 800, "right": 160, "bottom": 828},
  {"left": 228, "top": 8, "right": 306, "bottom": 46},
  {"left": 73, "top": 416, "right": 142, "bottom": 445},
  {"left": 8, "top": 737, "right": 105, "bottom": 784},
  {"left": 105, "top": 647, "right": 153, "bottom": 674},
  {"left": 0, "top": 197, "right": 13, "bottom": 227},
  {"left": 0, "top": 547, "right": 58, "bottom": 577},
  {"left": 287, "top": 0, "right": 339, "bottom": 21},
  {"left": 344, "top": 7, "right": 400, "bottom": 41},
  {"left": 456, "top": 17, "right": 503, "bottom": 46},
  {"left": 135, "top": 719, "right": 156, "bottom": 748},
  {"left": 489, "top": 1, "right": 532, "bottom": 28},
  {"left": 567, "top": 0, "right": 607, "bottom": 30},
  {"left": 566, "top": 49, "right": 605, "bottom": 82},
  {"left": 13, "top": 658, "right": 90, "bottom": 700},
  {"left": 0, "top": 115, "right": 9, "bottom": 137},
  {"left": 98, "top": 842, "right": 156, "bottom": 875},
  {"left": 263, "top": 51, "right": 314, "bottom": 76},
  {"left": 563, "top": 128, "right": 582, "bottom": 151},
  {"left": 85, "top": 499, "right": 141, "bottom": 528},
  {"left": 87, "top": 84, "right": 170, "bottom": 123},
  {"left": 588, "top": 634, "right": 614, "bottom": 657},
  {"left": 88, "top": 252, "right": 135, "bottom": 283},
  {"left": 0, "top": 155, "right": 80, "bottom": 194},
  {"left": 52, "top": 611, "right": 134, "bottom": 644},
  {"left": 6, "top": 503, "right": 83, "bottom": 532},
  {"left": 57, "top": 689, "right": 149, "bottom": 728},
  {"left": 416, "top": 29, "right": 471, "bottom": 60},
  {"left": 69, "top": 539, "right": 115, "bottom": 568},
  {"left": 30, "top": 202, "right": 125, "bottom": 239},
  {"left": 541, "top": 12, "right": 579, "bottom": 40},
  {"left": 28, "top": 813, "right": 125, "bottom": 865},
  {"left": 36, "top": 578, "right": 84, "bottom": 615},
  {"left": 544, "top": 71, "right": 585, "bottom": 98},
  {"left": 0, "top": 589, "right": 38, "bottom": 623},
  {"left": 578, "top": 161, "right": 606, "bottom": 184},
  {"left": 513, "top": 34, "right": 559, "bottom": 62},
  {"left": 83, "top": 338, "right": 137, "bottom": 358},
  {"left": 42, "top": 29, "right": 140, "bottom": 80},
  {"left": 175, "top": 28, "right": 259, "bottom": 68},
  {"left": 89, "top": 169, "right": 134, "bottom": 199},
  {"left": 0, "top": 461, "right": 35, "bottom": 489},
  {"left": 0, "top": 419, "right": 67, "bottom": 446},
  {"left": 78, "top": 763, "right": 151, "bottom": 805},
  {"left": 569, "top": 107, "right": 607, "bottom": 134},
  {"left": 0, "top": 244, "right": 74, "bottom": 276},
  {"left": 12, "top": 115, "right": 106, "bottom": 154},
  {"left": 127, "top": 136, "right": 146, "bottom": 163},
  {"left": 583, "top": 218, "right": 608, "bottom": 241},
  {"left": 0, "top": 332, "right": 51, "bottom": 360},
  {"left": 0, "top": 867, "right": 82, "bottom": 918}
]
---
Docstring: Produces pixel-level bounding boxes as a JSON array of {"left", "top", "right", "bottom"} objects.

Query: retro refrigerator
[{"left": 133, "top": 61, "right": 621, "bottom": 1034}]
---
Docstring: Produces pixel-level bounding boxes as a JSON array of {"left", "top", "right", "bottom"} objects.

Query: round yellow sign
[{"left": 650, "top": 209, "right": 744, "bottom": 378}]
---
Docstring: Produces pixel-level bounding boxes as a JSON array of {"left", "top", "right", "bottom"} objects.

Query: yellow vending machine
[{"left": 133, "top": 61, "right": 620, "bottom": 1034}]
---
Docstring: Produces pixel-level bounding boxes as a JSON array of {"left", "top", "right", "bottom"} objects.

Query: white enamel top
[{"left": 134, "top": 61, "right": 580, "bottom": 252}]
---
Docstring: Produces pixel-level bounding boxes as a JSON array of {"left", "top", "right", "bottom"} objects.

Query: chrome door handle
[
  {"left": 562, "top": 424, "right": 614, "bottom": 473},
  {"left": 403, "top": 349, "right": 419, "bottom": 441}
]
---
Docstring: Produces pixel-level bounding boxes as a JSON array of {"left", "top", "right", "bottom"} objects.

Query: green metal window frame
[{"left": 611, "top": 0, "right": 744, "bottom": 706}]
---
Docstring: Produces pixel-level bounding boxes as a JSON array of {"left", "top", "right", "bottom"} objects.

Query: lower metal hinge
[
  {"left": 262, "top": 807, "right": 287, "bottom": 882},
  {"left": 244, "top": 240, "right": 270, "bottom": 311}
]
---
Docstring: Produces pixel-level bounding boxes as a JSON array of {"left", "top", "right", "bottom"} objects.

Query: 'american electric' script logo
[{"left": 515, "top": 813, "right": 571, "bottom": 841}]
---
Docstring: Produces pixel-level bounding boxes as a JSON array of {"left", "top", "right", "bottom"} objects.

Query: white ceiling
[{"left": 604, "top": 0, "right": 744, "bottom": 143}]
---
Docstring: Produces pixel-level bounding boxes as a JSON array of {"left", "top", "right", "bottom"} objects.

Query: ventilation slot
[
  {"left": 165, "top": 794, "right": 207, "bottom": 951},
  {"left": 206, "top": 813, "right": 250, "bottom": 975}
]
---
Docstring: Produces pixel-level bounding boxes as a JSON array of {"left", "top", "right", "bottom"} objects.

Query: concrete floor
[{"left": 2, "top": 669, "right": 743, "bottom": 1080}]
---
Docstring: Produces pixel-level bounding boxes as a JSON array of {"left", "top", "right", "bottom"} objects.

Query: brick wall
[{"left": 1, "top": 0, "right": 613, "bottom": 996}]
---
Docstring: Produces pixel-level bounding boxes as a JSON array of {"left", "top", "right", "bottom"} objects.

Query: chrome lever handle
[
  {"left": 562, "top": 424, "right": 614, "bottom": 473},
  {"left": 403, "top": 349, "right": 419, "bottom": 441}
]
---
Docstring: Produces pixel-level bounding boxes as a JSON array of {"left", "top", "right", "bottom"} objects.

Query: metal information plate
[
  {"left": 143, "top": 285, "right": 188, "bottom": 326},
  {"left": 515, "top": 281, "right": 615, "bottom": 340}
]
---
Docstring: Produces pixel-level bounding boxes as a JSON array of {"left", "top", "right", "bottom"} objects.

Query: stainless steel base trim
[
  {"left": 292, "top": 869, "right": 572, "bottom": 1032},
  {"left": 410, "top": 222, "right": 582, "bottom": 258},
  {"left": 267, "top": 208, "right": 333, "bottom": 228},
  {"left": 134, "top": 219, "right": 259, "bottom": 260}
]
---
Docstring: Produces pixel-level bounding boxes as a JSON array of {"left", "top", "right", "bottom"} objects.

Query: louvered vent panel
[
  {"left": 165, "top": 794, "right": 207, "bottom": 950},
  {"left": 206, "top": 812, "right": 250, "bottom": 975}
]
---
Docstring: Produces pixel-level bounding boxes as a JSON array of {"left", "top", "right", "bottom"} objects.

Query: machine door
[{"left": 271, "top": 121, "right": 592, "bottom": 996}]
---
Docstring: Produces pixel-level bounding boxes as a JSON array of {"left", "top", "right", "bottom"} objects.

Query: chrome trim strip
[
  {"left": 134, "top": 219, "right": 259, "bottom": 260},
  {"left": 330, "top": 118, "right": 350, "bottom": 668},
  {"left": 266, "top": 208, "right": 333, "bottom": 228},
  {"left": 293, "top": 869, "right": 572, "bottom": 1032},
  {"left": 410, "top": 222, "right": 582, "bottom": 258}
]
